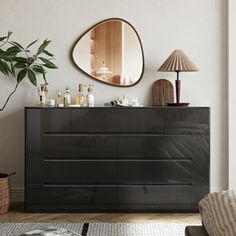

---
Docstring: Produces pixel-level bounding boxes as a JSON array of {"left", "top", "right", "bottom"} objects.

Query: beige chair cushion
[{"left": 199, "top": 190, "right": 236, "bottom": 236}]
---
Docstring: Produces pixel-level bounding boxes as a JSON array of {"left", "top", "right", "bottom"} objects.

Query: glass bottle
[
  {"left": 76, "top": 84, "right": 86, "bottom": 106},
  {"left": 87, "top": 85, "right": 94, "bottom": 107},
  {"left": 64, "top": 86, "right": 71, "bottom": 106},
  {"left": 56, "top": 92, "right": 63, "bottom": 107}
]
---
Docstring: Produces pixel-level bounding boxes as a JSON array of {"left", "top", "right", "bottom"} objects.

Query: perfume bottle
[
  {"left": 64, "top": 86, "right": 71, "bottom": 107},
  {"left": 64, "top": 95, "right": 68, "bottom": 107},
  {"left": 76, "top": 84, "right": 86, "bottom": 106},
  {"left": 87, "top": 85, "right": 94, "bottom": 107},
  {"left": 56, "top": 92, "right": 63, "bottom": 107}
]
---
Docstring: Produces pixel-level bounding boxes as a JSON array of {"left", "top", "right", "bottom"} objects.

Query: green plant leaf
[
  {"left": 6, "top": 46, "right": 22, "bottom": 55},
  {"left": 27, "top": 68, "right": 37, "bottom": 86},
  {"left": 0, "top": 49, "right": 13, "bottom": 61},
  {"left": 4, "top": 58, "right": 14, "bottom": 63},
  {"left": 43, "top": 50, "right": 54, "bottom": 57},
  {"left": 37, "top": 39, "right": 51, "bottom": 55},
  {"left": 26, "top": 39, "right": 38, "bottom": 49},
  {"left": 7, "top": 31, "right": 13, "bottom": 40},
  {"left": 32, "top": 65, "right": 45, "bottom": 73},
  {"left": 14, "top": 62, "right": 26, "bottom": 69},
  {"left": 0, "top": 36, "right": 7, "bottom": 42},
  {"left": 12, "top": 57, "right": 31, "bottom": 63},
  {"left": 10, "top": 62, "right": 15, "bottom": 77},
  {"left": 27, "top": 57, "right": 35, "bottom": 64},
  {"left": 0, "top": 59, "right": 9, "bottom": 75},
  {"left": 39, "top": 57, "right": 57, "bottom": 69},
  {"left": 0, "top": 50, "right": 8, "bottom": 60},
  {"left": 17, "top": 68, "right": 27, "bottom": 83},
  {"left": 42, "top": 63, "right": 57, "bottom": 69},
  {"left": 10, "top": 41, "right": 24, "bottom": 50},
  {"left": 43, "top": 72, "right": 47, "bottom": 83}
]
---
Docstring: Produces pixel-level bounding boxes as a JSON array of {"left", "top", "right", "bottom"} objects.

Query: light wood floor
[{"left": 0, "top": 203, "right": 201, "bottom": 223}]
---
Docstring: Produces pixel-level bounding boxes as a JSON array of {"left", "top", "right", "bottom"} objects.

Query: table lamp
[{"left": 158, "top": 49, "right": 198, "bottom": 106}]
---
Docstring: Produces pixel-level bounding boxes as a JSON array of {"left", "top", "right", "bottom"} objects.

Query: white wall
[
  {"left": 0, "top": 0, "right": 228, "bottom": 201},
  {"left": 228, "top": 0, "right": 236, "bottom": 189}
]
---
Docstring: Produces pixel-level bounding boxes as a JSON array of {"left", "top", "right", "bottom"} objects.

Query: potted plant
[{"left": 0, "top": 31, "right": 58, "bottom": 111}]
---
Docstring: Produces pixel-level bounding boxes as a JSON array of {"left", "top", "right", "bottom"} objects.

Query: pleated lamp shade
[{"left": 158, "top": 50, "right": 198, "bottom": 72}]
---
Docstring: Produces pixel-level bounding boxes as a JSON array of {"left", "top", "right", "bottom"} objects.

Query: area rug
[
  {"left": 0, "top": 223, "right": 85, "bottom": 236},
  {"left": 0, "top": 222, "right": 200, "bottom": 236}
]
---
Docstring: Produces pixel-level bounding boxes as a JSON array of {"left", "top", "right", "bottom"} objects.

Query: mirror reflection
[{"left": 72, "top": 19, "right": 144, "bottom": 87}]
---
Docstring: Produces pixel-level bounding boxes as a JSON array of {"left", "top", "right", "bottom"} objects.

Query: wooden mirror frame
[{"left": 71, "top": 18, "right": 145, "bottom": 87}]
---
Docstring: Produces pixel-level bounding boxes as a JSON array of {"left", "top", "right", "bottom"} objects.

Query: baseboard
[{"left": 11, "top": 188, "right": 24, "bottom": 202}]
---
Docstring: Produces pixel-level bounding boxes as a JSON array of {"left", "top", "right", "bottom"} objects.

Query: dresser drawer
[
  {"left": 71, "top": 108, "right": 117, "bottom": 133},
  {"left": 42, "top": 135, "right": 117, "bottom": 159},
  {"left": 26, "top": 160, "right": 117, "bottom": 185},
  {"left": 118, "top": 160, "right": 209, "bottom": 184},
  {"left": 25, "top": 108, "right": 41, "bottom": 133},
  {"left": 25, "top": 185, "right": 117, "bottom": 211},
  {"left": 42, "top": 109, "right": 70, "bottom": 133},
  {"left": 118, "top": 185, "right": 208, "bottom": 210},
  {"left": 26, "top": 132, "right": 41, "bottom": 159},
  {"left": 118, "top": 135, "right": 209, "bottom": 159},
  {"left": 25, "top": 109, "right": 41, "bottom": 159},
  {"left": 118, "top": 108, "right": 164, "bottom": 133},
  {"left": 165, "top": 108, "right": 210, "bottom": 134}
]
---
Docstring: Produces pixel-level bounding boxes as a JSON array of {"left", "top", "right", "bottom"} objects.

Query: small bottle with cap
[
  {"left": 76, "top": 84, "right": 86, "bottom": 106},
  {"left": 56, "top": 92, "right": 63, "bottom": 107},
  {"left": 63, "top": 86, "right": 71, "bottom": 107},
  {"left": 87, "top": 84, "right": 94, "bottom": 107}
]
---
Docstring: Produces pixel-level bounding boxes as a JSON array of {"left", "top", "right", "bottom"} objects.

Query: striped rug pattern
[{"left": 0, "top": 222, "right": 200, "bottom": 236}]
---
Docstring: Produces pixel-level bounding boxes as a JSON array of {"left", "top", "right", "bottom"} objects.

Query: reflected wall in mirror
[{"left": 72, "top": 18, "right": 144, "bottom": 87}]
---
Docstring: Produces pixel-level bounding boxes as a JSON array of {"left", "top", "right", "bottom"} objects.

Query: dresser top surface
[{"left": 25, "top": 106, "right": 210, "bottom": 110}]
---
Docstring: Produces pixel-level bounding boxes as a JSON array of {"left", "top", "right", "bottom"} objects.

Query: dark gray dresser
[{"left": 25, "top": 107, "right": 210, "bottom": 212}]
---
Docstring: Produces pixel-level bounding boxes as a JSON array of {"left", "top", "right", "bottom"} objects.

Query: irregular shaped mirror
[{"left": 72, "top": 18, "right": 144, "bottom": 87}]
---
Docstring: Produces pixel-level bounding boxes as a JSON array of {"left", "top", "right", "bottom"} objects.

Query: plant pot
[{"left": 0, "top": 172, "right": 16, "bottom": 214}]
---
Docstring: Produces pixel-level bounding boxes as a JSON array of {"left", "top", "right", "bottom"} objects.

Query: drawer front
[
  {"left": 118, "top": 185, "right": 208, "bottom": 209},
  {"left": 25, "top": 109, "right": 41, "bottom": 159},
  {"left": 118, "top": 161, "right": 209, "bottom": 185},
  {"left": 165, "top": 108, "right": 210, "bottom": 134},
  {"left": 26, "top": 160, "right": 117, "bottom": 185},
  {"left": 25, "top": 185, "right": 117, "bottom": 210},
  {"left": 42, "top": 109, "right": 70, "bottom": 133},
  {"left": 42, "top": 135, "right": 117, "bottom": 159},
  {"left": 25, "top": 108, "right": 41, "bottom": 133},
  {"left": 118, "top": 109, "right": 164, "bottom": 133},
  {"left": 71, "top": 109, "right": 117, "bottom": 133},
  {"left": 118, "top": 135, "right": 209, "bottom": 159}
]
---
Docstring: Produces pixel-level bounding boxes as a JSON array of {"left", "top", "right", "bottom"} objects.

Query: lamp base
[{"left": 167, "top": 102, "right": 190, "bottom": 107}]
